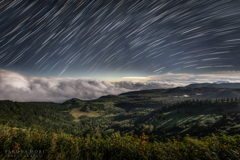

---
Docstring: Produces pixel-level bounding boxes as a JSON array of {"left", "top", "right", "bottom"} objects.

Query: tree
[
  {"left": 148, "top": 125, "right": 154, "bottom": 134},
  {"left": 227, "top": 98, "right": 230, "bottom": 103},
  {"left": 223, "top": 112, "right": 228, "bottom": 119},
  {"left": 195, "top": 120, "right": 201, "bottom": 127},
  {"left": 174, "top": 117, "right": 179, "bottom": 128},
  {"left": 221, "top": 99, "right": 224, "bottom": 103}
]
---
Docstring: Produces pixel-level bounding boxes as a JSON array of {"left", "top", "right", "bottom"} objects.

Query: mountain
[{"left": 186, "top": 83, "right": 240, "bottom": 89}]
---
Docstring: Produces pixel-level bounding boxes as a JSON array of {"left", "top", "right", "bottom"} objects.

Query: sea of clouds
[
  {"left": 2, "top": 69, "right": 239, "bottom": 103},
  {"left": 0, "top": 70, "right": 177, "bottom": 103}
]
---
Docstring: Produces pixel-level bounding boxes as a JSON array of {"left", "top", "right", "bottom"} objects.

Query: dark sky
[{"left": 1, "top": 0, "right": 240, "bottom": 81}]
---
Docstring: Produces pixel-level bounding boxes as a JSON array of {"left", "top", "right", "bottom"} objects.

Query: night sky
[{"left": 1, "top": 0, "right": 240, "bottom": 82}]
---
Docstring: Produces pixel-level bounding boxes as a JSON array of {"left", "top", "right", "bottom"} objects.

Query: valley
[
  {"left": 1, "top": 87, "right": 240, "bottom": 138},
  {"left": 1, "top": 86, "right": 240, "bottom": 159}
]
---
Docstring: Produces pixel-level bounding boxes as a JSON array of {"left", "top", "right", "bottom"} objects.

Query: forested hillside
[
  {"left": 1, "top": 88, "right": 240, "bottom": 159},
  {"left": 1, "top": 88, "right": 240, "bottom": 139}
]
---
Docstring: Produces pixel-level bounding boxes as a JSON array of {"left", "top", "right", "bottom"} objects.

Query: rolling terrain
[
  {"left": 1, "top": 86, "right": 240, "bottom": 138},
  {"left": 1, "top": 85, "right": 240, "bottom": 159}
]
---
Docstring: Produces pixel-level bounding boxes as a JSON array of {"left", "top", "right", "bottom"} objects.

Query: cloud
[
  {"left": 113, "top": 81, "right": 178, "bottom": 90},
  {"left": 2, "top": 69, "right": 240, "bottom": 103},
  {"left": 0, "top": 70, "right": 177, "bottom": 103},
  {"left": 122, "top": 72, "right": 240, "bottom": 84},
  {"left": 0, "top": 70, "right": 132, "bottom": 102}
]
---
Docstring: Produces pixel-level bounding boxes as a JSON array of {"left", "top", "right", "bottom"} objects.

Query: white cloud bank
[
  {"left": 1, "top": 69, "right": 240, "bottom": 103},
  {"left": 122, "top": 72, "right": 240, "bottom": 84},
  {"left": 0, "top": 70, "right": 176, "bottom": 103},
  {"left": 113, "top": 81, "right": 178, "bottom": 90}
]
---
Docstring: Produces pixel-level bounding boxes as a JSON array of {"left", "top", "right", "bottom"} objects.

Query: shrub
[{"left": 1, "top": 125, "right": 240, "bottom": 160}]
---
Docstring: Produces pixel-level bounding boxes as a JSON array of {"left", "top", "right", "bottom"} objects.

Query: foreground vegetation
[
  {"left": 2, "top": 87, "right": 240, "bottom": 159},
  {"left": 0, "top": 124, "right": 240, "bottom": 160}
]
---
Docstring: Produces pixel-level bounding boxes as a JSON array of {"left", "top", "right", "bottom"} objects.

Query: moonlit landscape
[
  {"left": 1, "top": 0, "right": 240, "bottom": 102},
  {"left": 1, "top": 1, "right": 240, "bottom": 159}
]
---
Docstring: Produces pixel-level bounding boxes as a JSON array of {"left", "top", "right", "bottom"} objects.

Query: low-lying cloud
[
  {"left": 122, "top": 72, "right": 240, "bottom": 84},
  {"left": 0, "top": 70, "right": 176, "bottom": 103},
  {"left": 2, "top": 69, "right": 239, "bottom": 103},
  {"left": 113, "top": 81, "right": 178, "bottom": 90}
]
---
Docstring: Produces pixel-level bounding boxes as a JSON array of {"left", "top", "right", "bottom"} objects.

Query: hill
[
  {"left": 186, "top": 83, "right": 240, "bottom": 89},
  {"left": 1, "top": 87, "right": 240, "bottom": 159},
  {"left": 1, "top": 86, "right": 240, "bottom": 137}
]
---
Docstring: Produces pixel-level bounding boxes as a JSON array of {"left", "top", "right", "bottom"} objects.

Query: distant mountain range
[{"left": 186, "top": 83, "right": 240, "bottom": 89}]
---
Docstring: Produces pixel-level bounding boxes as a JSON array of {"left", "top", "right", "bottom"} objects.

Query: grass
[
  {"left": 104, "top": 114, "right": 116, "bottom": 117},
  {"left": 69, "top": 107, "right": 119, "bottom": 122},
  {"left": 69, "top": 101, "right": 116, "bottom": 118},
  {"left": 70, "top": 108, "right": 101, "bottom": 122}
]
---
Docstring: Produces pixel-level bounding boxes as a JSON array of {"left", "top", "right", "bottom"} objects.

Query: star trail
[{"left": 1, "top": 0, "right": 240, "bottom": 81}]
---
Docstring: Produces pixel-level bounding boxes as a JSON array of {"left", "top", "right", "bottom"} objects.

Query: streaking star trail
[{"left": 0, "top": 0, "right": 240, "bottom": 81}]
